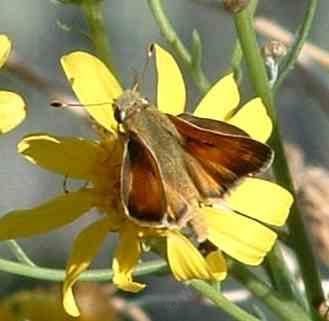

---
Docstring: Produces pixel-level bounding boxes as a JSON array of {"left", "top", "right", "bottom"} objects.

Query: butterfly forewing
[
  {"left": 121, "top": 133, "right": 167, "bottom": 225},
  {"left": 167, "top": 113, "right": 274, "bottom": 196},
  {"left": 177, "top": 113, "right": 249, "bottom": 137}
]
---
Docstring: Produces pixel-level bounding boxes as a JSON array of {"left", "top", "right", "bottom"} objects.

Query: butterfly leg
[
  {"left": 189, "top": 213, "right": 208, "bottom": 243},
  {"left": 206, "top": 197, "right": 233, "bottom": 212},
  {"left": 174, "top": 204, "right": 208, "bottom": 243}
]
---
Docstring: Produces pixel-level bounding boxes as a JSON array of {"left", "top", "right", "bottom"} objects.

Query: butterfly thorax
[{"left": 134, "top": 109, "right": 202, "bottom": 211}]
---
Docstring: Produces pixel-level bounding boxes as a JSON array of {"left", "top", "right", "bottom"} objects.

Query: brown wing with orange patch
[
  {"left": 121, "top": 134, "right": 167, "bottom": 225},
  {"left": 167, "top": 113, "right": 273, "bottom": 198}
]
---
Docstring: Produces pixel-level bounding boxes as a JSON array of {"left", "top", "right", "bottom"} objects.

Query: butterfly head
[{"left": 113, "top": 90, "right": 150, "bottom": 124}]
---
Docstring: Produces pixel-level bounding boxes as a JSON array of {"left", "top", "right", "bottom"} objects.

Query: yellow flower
[
  {"left": 0, "top": 35, "right": 26, "bottom": 134},
  {"left": 0, "top": 44, "right": 293, "bottom": 316}
]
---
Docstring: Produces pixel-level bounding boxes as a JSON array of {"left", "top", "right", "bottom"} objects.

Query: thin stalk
[
  {"left": 189, "top": 280, "right": 262, "bottom": 321},
  {"left": 0, "top": 258, "right": 167, "bottom": 282},
  {"left": 5, "top": 240, "right": 36, "bottom": 267},
  {"left": 233, "top": 2, "right": 324, "bottom": 318},
  {"left": 274, "top": 0, "right": 319, "bottom": 91},
  {"left": 80, "top": 0, "right": 118, "bottom": 77},
  {"left": 231, "top": 40, "right": 243, "bottom": 82},
  {"left": 229, "top": 262, "right": 311, "bottom": 321},
  {"left": 147, "top": 0, "right": 211, "bottom": 92}
]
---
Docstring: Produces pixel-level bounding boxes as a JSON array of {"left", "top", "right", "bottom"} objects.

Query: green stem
[
  {"left": 270, "top": 128, "right": 324, "bottom": 314},
  {"left": 230, "top": 0, "right": 258, "bottom": 82},
  {"left": 80, "top": 0, "right": 118, "bottom": 77},
  {"left": 233, "top": 2, "right": 324, "bottom": 317},
  {"left": 274, "top": 0, "right": 319, "bottom": 91},
  {"left": 150, "top": 240, "right": 261, "bottom": 321},
  {"left": 0, "top": 258, "right": 167, "bottom": 282},
  {"left": 189, "top": 280, "right": 262, "bottom": 321},
  {"left": 5, "top": 240, "right": 36, "bottom": 267},
  {"left": 233, "top": 1, "right": 295, "bottom": 302},
  {"left": 263, "top": 244, "right": 297, "bottom": 301},
  {"left": 229, "top": 262, "right": 311, "bottom": 321},
  {"left": 147, "top": 0, "right": 211, "bottom": 92},
  {"left": 233, "top": 7, "right": 275, "bottom": 118}
]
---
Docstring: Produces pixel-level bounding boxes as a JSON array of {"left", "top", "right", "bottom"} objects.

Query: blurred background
[{"left": 1, "top": 0, "right": 329, "bottom": 320}]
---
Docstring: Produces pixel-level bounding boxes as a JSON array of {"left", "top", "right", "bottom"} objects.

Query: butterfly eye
[{"left": 114, "top": 107, "right": 125, "bottom": 123}]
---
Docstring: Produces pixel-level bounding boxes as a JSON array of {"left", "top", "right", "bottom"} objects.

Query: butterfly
[{"left": 113, "top": 87, "right": 273, "bottom": 240}]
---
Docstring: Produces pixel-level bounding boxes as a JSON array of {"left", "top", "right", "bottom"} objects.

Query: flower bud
[
  {"left": 262, "top": 40, "right": 288, "bottom": 85},
  {"left": 262, "top": 40, "right": 288, "bottom": 62},
  {"left": 224, "top": 0, "right": 249, "bottom": 14}
]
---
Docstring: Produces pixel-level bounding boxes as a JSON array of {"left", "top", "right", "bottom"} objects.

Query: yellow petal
[
  {"left": 112, "top": 223, "right": 145, "bottom": 292},
  {"left": 226, "top": 178, "right": 293, "bottom": 226},
  {"left": 205, "top": 250, "right": 227, "bottom": 281},
  {"left": 18, "top": 134, "right": 106, "bottom": 180},
  {"left": 194, "top": 74, "right": 239, "bottom": 121},
  {"left": 63, "top": 218, "right": 111, "bottom": 316},
  {"left": 228, "top": 98, "right": 272, "bottom": 142},
  {"left": 167, "top": 231, "right": 213, "bottom": 281},
  {"left": 61, "top": 51, "right": 123, "bottom": 131},
  {"left": 203, "top": 207, "right": 277, "bottom": 265},
  {"left": 0, "top": 91, "right": 26, "bottom": 134},
  {"left": 0, "top": 190, "right": 95, "bottom": 240},
  {"left": 0, "top": 35, "right": 11, "bottom": 68},
  {"left": 153, "top": 44, "right": 186, "bottom": 115}
]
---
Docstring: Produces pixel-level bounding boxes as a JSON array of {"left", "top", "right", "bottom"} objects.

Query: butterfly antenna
[
  {"left": 50, "top": 100, "right": 112, "bottom": 108},
  {"left": 132, "top": 46, "right": 153, "bottom": 93},
  {"left": 131, "top": 68, "right": 140, "bottom": 92}
]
